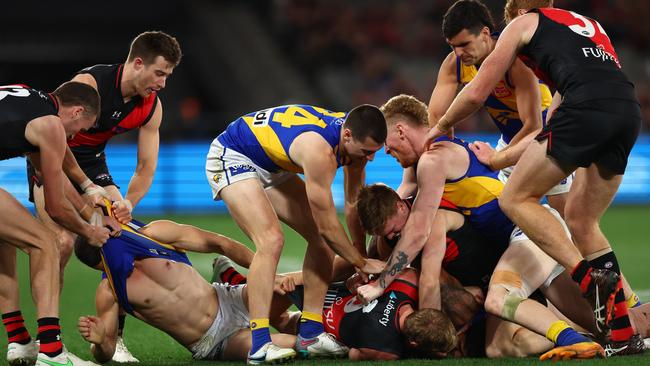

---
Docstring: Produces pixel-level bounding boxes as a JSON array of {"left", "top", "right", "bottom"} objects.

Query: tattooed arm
[{"left": 357, "top": 150, "right": 449, "bottom": 303}]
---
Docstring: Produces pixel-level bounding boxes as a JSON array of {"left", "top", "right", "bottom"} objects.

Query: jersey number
[
  {"left": 0, "top": 85, "right": 30, "bottom": 101},
  {"left": 271, "top": 106, "right": 344, "bottom": 129},
  {"left": 567, "top": 11, "right": 609, "bottom": 39}
]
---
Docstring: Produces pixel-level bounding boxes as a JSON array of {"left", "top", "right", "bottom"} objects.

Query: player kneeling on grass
[{"left": 74, "top": 213, "right": 297, "bottom": 364}]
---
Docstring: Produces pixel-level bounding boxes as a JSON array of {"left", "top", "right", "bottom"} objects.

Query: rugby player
[
  {"left": 356, "top": 95, "right": 604, "bottom": 360},
  {"left": 0, "top": 82, "right": 115, "bottom": 366},
  {"left": 428, "top": 0, "right": 571, "bottom": 215},
  {"left": 206, "top": 104, "right": 387, "bottom": 361},
  {"left": 25, "top": 31, "right": 182, "bottom": 363},
  {"left": 425, "top": 2, "right": 645, "bottom": 355}
]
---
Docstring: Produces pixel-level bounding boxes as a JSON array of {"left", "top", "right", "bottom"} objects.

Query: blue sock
[
  {"left": 250, "top": 319, "right": 271, "bottom": 355},
  {"left": 556, "top": 327, "right": 590, "bottom": 347},
  {"left": 298, "top": 311, "right": 324, "bottom": 339}
]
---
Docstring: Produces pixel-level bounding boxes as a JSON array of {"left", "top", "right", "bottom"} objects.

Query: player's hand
[
  {"left": 356, "top": 281, "right": 384, "bottom": 305},
  {"left": 345, "top": 273, "right": 367, "bottom": 295},
  {"left": 83, "top": 183, "right": 110, "bottom": 206},
  {"left": 103, "top": 215, "right": 122, "bottom": 237},
  {"left": 273, "top": 275, "right": 296, "bottom": 295},
  {"left": 78, "top": 316, "right": 105, "bottom": 344},
  {"left": 86, "top": 226, "right": 110, "bottom": 247},
  {"left": 469, "top": 141, "right": 496, "bottom": 169},
  {"left": 358, "top": 258, "right": 385, "bottom": 275},
  {"left": 112, "top": 199, "right": 133, "bottom": 224},
  {"left": 425, "top": 124, "right": 454, "bottom": 149}
]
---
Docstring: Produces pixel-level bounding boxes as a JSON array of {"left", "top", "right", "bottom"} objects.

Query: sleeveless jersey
[
  {"left": 323, "top": 279, "right": 417, "bottom": 357},
  {"left": 100, "top": 220, "right": 192, "bottom": 315},
  {"left": 435, "top": 137, "right": 514, "bottom": 246},
  {"left": 217, "top": 105, "right": 346, "bottom": 173},
  {"left": 519, "top": 8, "right": 636, "bottom": 105},
  {"left": 457, "top": 53, "right": 552, "bottom": 143},
  {"left": 0, "top": 85, "right": 58, "bottom": 161},
  {"left": 68, "top": 64, "right": 158, "bottom": 163}
]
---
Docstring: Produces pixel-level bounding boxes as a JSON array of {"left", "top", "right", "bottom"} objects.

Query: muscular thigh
[
  {"left": 264, "top": 175, "right": 320, "bottom": 240},
  {"left": 0, "top": 188, "right": 54, "bottom": 250}
]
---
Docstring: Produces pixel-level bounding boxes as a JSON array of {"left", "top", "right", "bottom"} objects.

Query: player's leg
[
  {"left": 265, "top": 175, "right": 347, "bottom": 357},
  {"left": 564, "top": 164, "right": 642, "bottom": 353},
  {"left": 484, "top": 315, "right": 553, "bottom": 358},
  {"left": 223, "top": 330, "right": 297, "bottom": 361},
  {"left": 484, "top": 235, "right": 603, "bottom": 360},
  {"left": 219, "top": 179, "right": 288, "bottom": 360}
]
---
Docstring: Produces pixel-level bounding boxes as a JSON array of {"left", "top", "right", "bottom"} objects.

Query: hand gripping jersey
[
  {"left": 323, "top": 279, "right": 417, "bottom": 357},
  {"left": 0, "top": 85, "right": 58, "bottom": 161},
  {"left": 434, "top": 137, "right": 514, "bottom": 246},
  {"left": 68, "top": 64, "right": 158, "bottom": 165},
  {"left": 216, "top": 105, "right": 346, "bottom": 173},
  {"left": 457, "top": 42, "right": 552, "bottom": 143},
  {"left": 519, "top": 8, "right": 636, "bottom": 105},
  {"left": 100, "top": 220, "right": 192, "bottom": 315}
]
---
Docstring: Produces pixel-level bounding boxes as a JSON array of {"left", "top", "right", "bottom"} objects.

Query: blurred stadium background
[{"left": 0, "top": 0, "right": 649, "bottom": 364}]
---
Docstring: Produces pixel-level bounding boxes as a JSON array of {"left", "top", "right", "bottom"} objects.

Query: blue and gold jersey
[
  {"left": 100, "top": 220, "right": 192, "bottom": 315},
  {"left": 457, "top": 56, "right": 552, "bottom": 143},
  {"left": 436, "top": 137, "right": 514, "bottom": 246},
  {"left": 217, "top": 105, "right": 346, "bottom": 173}
]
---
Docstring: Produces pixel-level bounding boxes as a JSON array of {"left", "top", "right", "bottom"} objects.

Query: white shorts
[
  {"left": 205, "top": 139, "right": 294, "bottom": 200},
  {"left": 189, "top": 283, "right": 250, "bottom": 360},
  {"left": 495, "top": 136, "right": 573, "bottom": 196}
]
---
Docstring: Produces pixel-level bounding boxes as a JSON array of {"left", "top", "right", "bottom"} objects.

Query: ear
[
  {"left": 517, "top": 8, "right": 528, "bottom": 17},
  {"left": 133, "top": 57, "right": 145, "bottom": 70},
  {"left": 72, "top": 106, "right": 85, "bottom": 119},
  {"left": 343, "top": 128, "right": 352, "bottom": 141},
  {"left": 395, "top": 124, "right": 405, "bottom": 138},
  {"left": 481, "top": 26, "right": 491, "bottom": 37}
]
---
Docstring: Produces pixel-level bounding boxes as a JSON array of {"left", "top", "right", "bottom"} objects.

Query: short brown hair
[
  {"left": 52, "top": 81, "right": 100, "bottom": 118},
  {"left": 344, "top": 104, "right": 387, "bottom": 144},
  {"left": 504, "top": 0, "right": 553, "bottom": 24},
  {"left": 127, "top": 31, "right": 182, "bottom": 66},
  {"left": 380, "top": 94, "right": 428, "bottom": 127},
  {"left": 403, "top": 308, "right": 457, "bottom": 357},
  {"left": 443, "top": 0, "right": 495, "bottom": 39},
  {"left": 357, "top": 184, "right": 402, "bottom": 235}
]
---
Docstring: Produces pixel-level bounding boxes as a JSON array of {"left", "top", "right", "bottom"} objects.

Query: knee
[
  {"left": 498, "top": 190, "right": 517, "bottom": 219},
  {"left": 57, "top": 233, "right": 75, "bottom": 266},
  {"left": 254, "top": 230, "right": 285, "bottom": 260},
  {"left": 564, "top": 210, "right": 597, "bottom": 242},
  {"left": 27, "top": 231, "right": 60, "bottom": 259},
  {"left": 484, "top": 287, "right": 506, "bottom": 317}
]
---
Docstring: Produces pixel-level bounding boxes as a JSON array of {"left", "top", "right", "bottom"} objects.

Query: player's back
[
  {"left": 0, "top": 85, "right": 58, "bottom": 160},
  {"left": 519, "top": 8, "right": 635, "bottom": 105},
  {"left": 216, "top": 105, "right": 346, "bottom": 173}
]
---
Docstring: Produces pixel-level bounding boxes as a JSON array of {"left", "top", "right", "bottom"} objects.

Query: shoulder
[{"left": 25, "top": 115, "right": 64, "bottom": 146}]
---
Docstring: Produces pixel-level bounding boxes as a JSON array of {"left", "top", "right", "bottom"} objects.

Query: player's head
[
  {"left": 380, "top": 94, "right": 428, "bottom": 168},
  {"left": 357, "top": 184, "right": 410, "bottom": 238},
  {"left": 403, "top": 308, "right": 457, "bottom": 358},
  {"left": 126, "top": 31, "right": 182, "bottom": 97},
  {"left": 74, "top": 236, "right": 103, "bottom": 271},
  {"left": 52, "top": 81, "right": 101, "bottom": 138},
  {"left": 443, "top": 0, "right": 495, "bottom": 66},
  {"left": 340, "top": 104, "right": 386, "bottom": 165},
  {"left": 504, "top": 0, "right": 552, "bottom": 24}
]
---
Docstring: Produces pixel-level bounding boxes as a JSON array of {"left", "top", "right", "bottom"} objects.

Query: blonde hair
[
  {"left": 504, "top": 0, "right": 553, "bottom": 24},
  {"left": 380, "top": 94, "right": 428, "bottom": 127}
]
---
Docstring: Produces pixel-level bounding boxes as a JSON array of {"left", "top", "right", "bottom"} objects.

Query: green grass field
[{"left": 2, "top": 207, "right": 650, "bottom": 365}]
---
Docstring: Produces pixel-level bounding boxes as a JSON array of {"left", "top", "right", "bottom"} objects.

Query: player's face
[
  {"left": 446, "top": 27, "right": 491, "bottom": 66},
  {"left": 59, "top": 106, "right": 97, "bottom": 138},
  {"left": 381, "top": 201, "right": 409, "bottom": 240},
  {"left": 384, "top": 125, "right": 418, "bottom": 168},
  {"left": 135, "top": 56, "right": 175, "bottom": 97},
  {"left": 341, "top": 132, "right": 383, "bottom": 165}
]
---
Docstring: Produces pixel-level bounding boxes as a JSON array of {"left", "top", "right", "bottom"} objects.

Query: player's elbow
[{"left": 465, "top": 87, "right": 489, "bottom": 107}]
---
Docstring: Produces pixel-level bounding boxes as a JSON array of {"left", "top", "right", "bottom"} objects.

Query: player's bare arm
[
  {"left": 349, "top": 347, "right": 399, "bottom": 361},
  {"left": 505, "top": 58, "right": 542, "bottom": 147},
  {"left": 427, "top": 13, "right": 540, "bottom": 145},
  {"left": 396, "top": 167, "right": 417, "bottom": 198},
  {"left": 292, "top": 133, "right": 368, "bottom": 270},
  {"left": 26, "top": 116, "right": 110, "bottom": 246},
  {"left": 344, "top": 159, "right": 369, "bottom": 256},
  {"left": 428, "top": 51, "right": 461, "bottom": 127},
  {"left": 78, "top": 279, "right": 119, "bottom": 363},
  {"left": 418, "top": 211, "right": 447, "bottom": 310},
  {"left": 139, "top": 220, "right": 254, "bottom": 268}
]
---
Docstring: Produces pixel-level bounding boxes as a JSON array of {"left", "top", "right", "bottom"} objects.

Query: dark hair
[
  {"left": 127, "top": 31, "right": 182, "bottom": 66},
  {"left": 74, "top": 236, "right": 102, "bottom": 269},
  {"left": 51, "top": 81, "right": 100, "bottom": 118},
  {"left": 344, "top": 104, "right": 387, "bottom": 144},
  {"left": 442, "top": 0, "right": 495, "bottom": 39},
  {"left": 357, "top": 184, "right": 401, "bottom": 235}
]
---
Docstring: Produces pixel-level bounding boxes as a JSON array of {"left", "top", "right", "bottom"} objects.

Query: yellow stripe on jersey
[
  {"left": 443, "top": 176, "right": 504, "bottom": 209},
  {"left": 119, "top": 224, "right": 186, "bottom": 253},
  {"left": 242, "top": 116, "right": 303, "bottom": 173}
]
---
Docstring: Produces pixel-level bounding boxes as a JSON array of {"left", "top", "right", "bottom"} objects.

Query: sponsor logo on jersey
[
  {"left": 228, "top": 164, "right": 256, "bottom": 176},
  {"left": 111, "top": 111, "right": 123, "bottom": 120},
  {"left": 379, "top": 292, "right": 397, "bottom": 327},
  {"left": 581, "top": 45, "right": 617, "bottom": 64},
  {"left": 343, "top": 297, "right": 378, "bottom": 314},
  {"left": 492, "top": 81, "right": 512, "bottom": 98}
]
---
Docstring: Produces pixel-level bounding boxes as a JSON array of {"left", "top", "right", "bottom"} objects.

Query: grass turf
[{"left": 2, "top": 206, "right": 649, "bottom": 365}]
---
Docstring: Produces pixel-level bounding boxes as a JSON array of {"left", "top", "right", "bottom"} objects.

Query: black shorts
[
  {"left": 26, "top": 151, "right": 119, "bottom": 202},
  {"left": 536, "top": 99, "right": 641, "bottom": 175}
]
